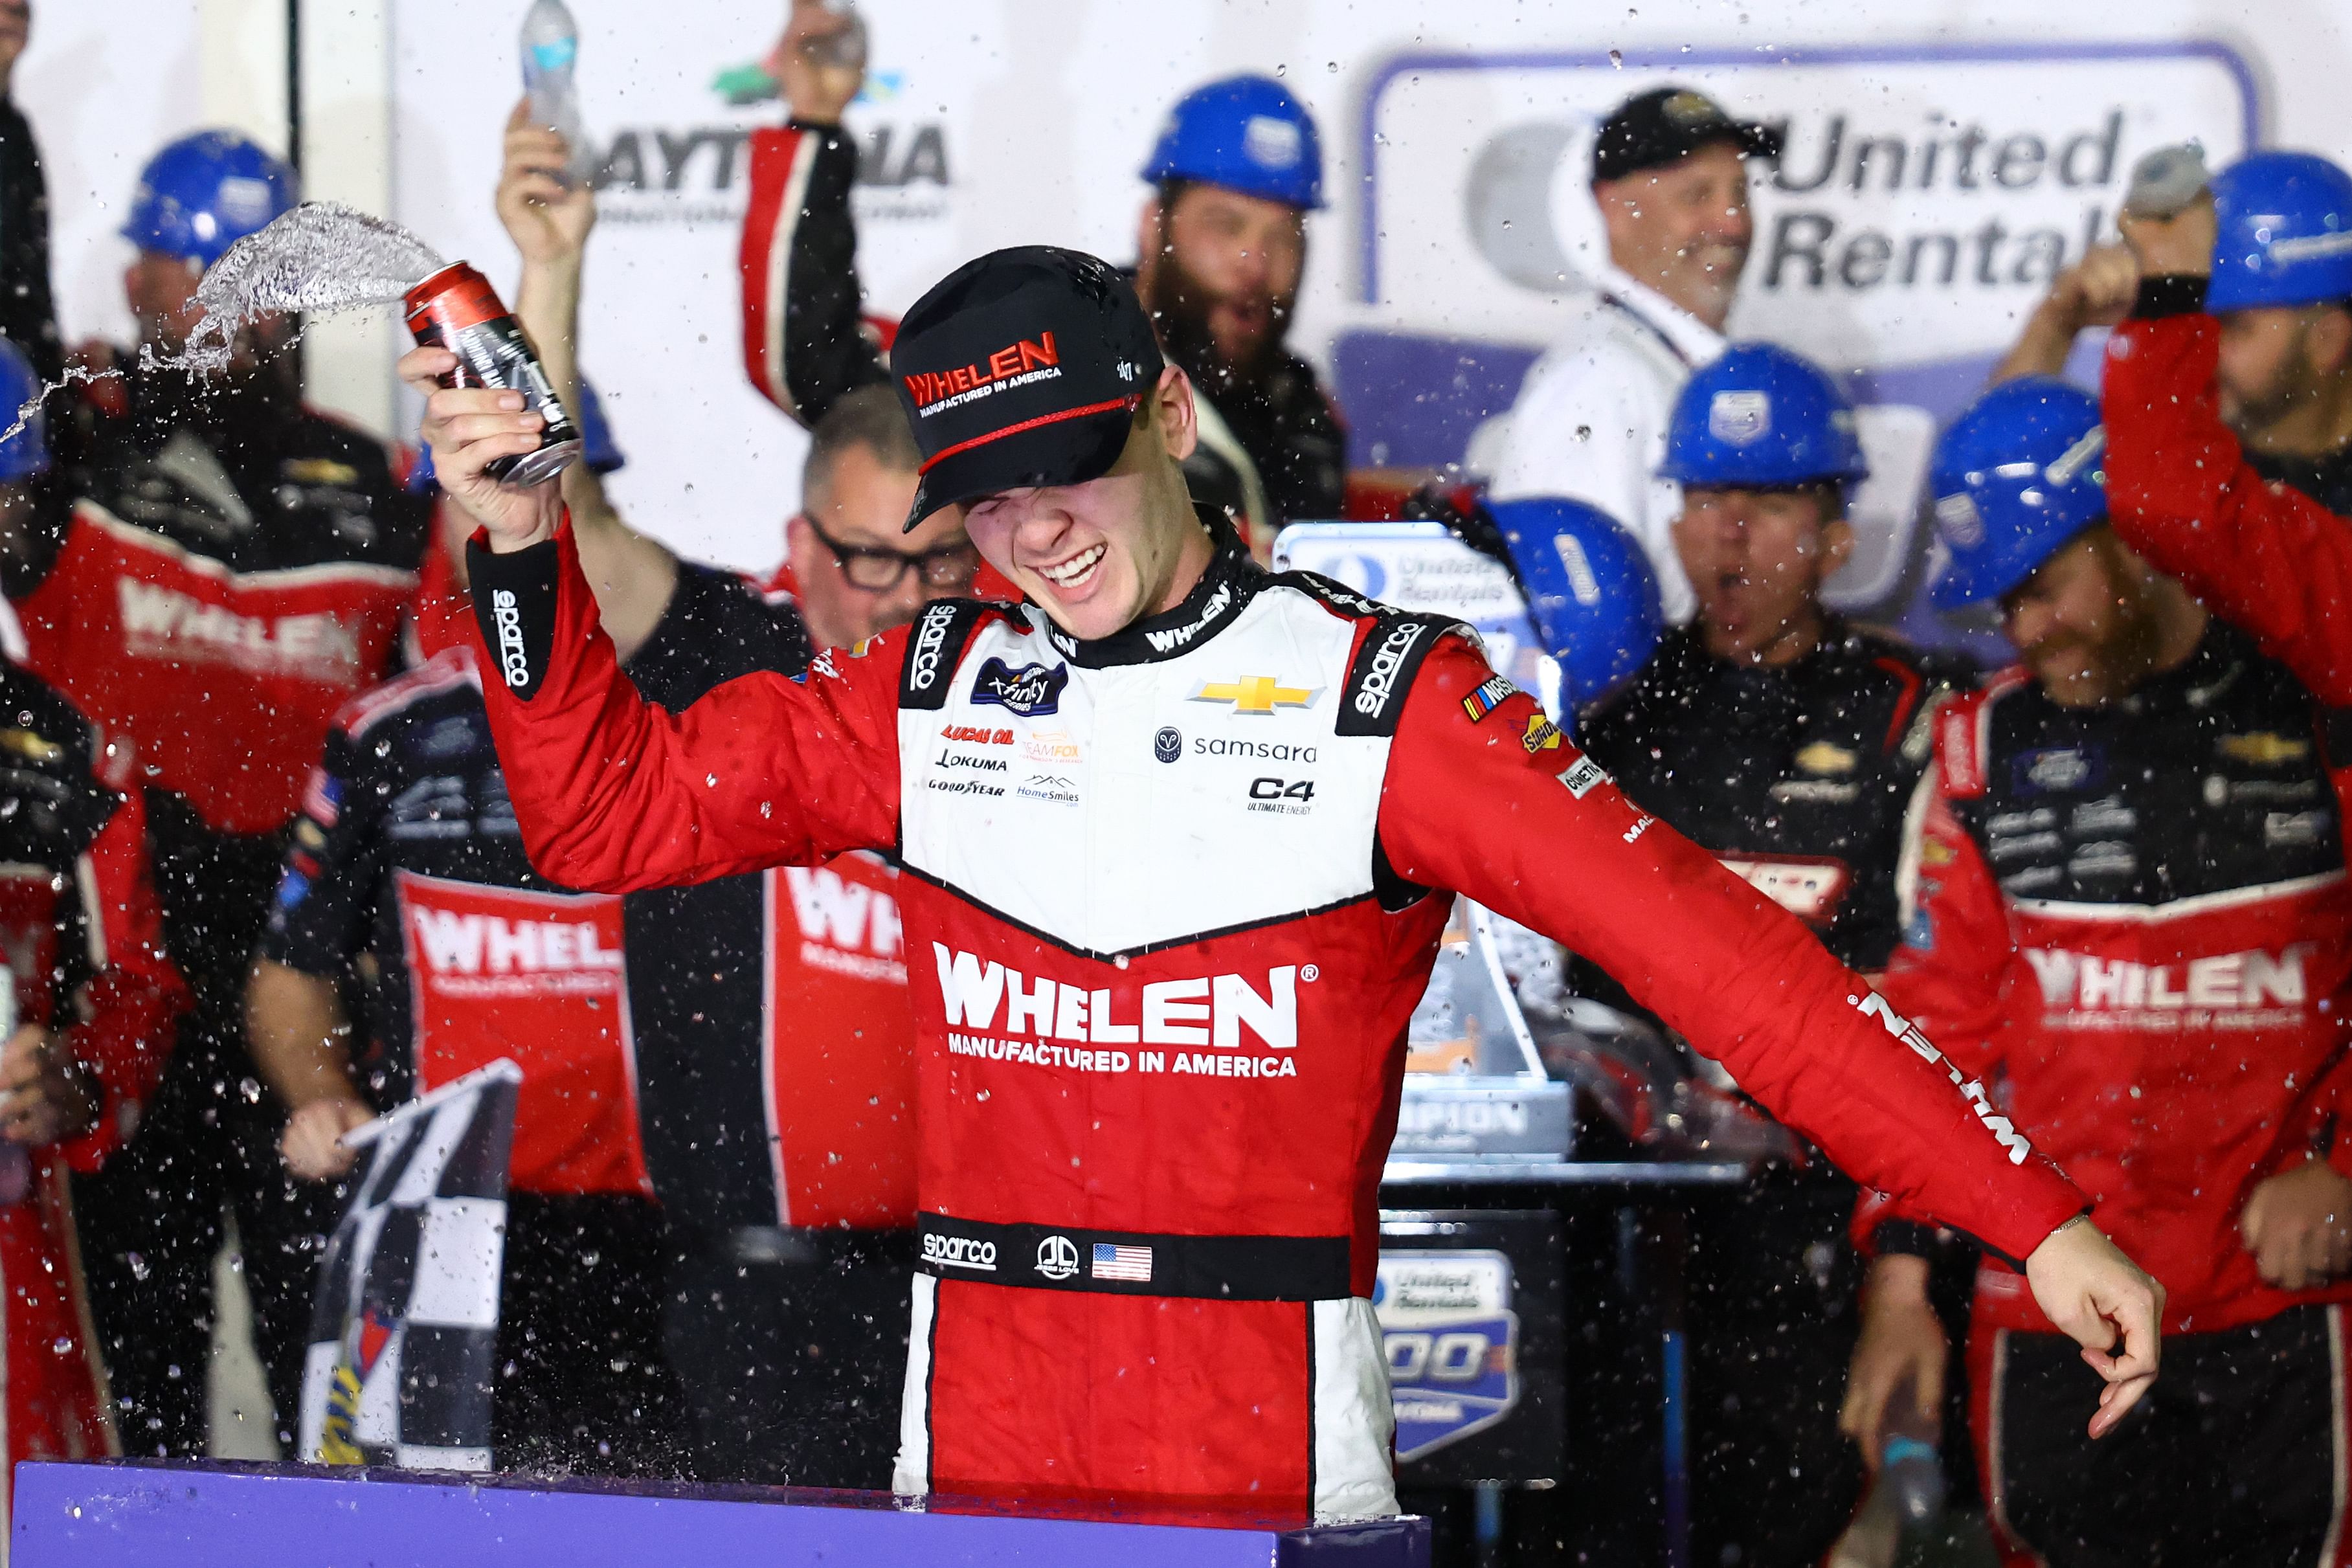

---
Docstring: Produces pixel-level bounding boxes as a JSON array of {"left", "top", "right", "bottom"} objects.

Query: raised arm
[
  {"left": 1376, "top": 638, "right": 2162, "bottom": 1428},
  {"left": 497, "top": 99, "right": 679, "bottom": 661},
  {"left": 2101, "top": 198, "right": 2352, "bottom": 702},
  {"left": 739, "top": 2, "right": 891, "bottom": 425}
]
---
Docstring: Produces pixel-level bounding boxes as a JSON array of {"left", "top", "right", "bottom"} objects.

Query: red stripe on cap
[{"left": 917, "top": 396, "right": 1139, "bottom": 476}]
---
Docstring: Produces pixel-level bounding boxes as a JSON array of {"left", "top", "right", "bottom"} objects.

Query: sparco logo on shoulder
[
  {"left": 908, "top": 603, "right": 955, "bottom": 693},
  {"left": 1354, "top": 622, "right": 1428, "bottom": 717},
  {"left": 491, "top": 589, "right": 530, "bottom": 689},
  {"left": 921, "top": 1232, "right": 998, "bottom": 1272}
]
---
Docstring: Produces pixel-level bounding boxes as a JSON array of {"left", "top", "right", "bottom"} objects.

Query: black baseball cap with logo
[
  {"left": 1591, "top": 86, "right": 1781, "bottom": 185},
  {"left": 890, "top": 245, "right": 1165, "bottom": 531}
]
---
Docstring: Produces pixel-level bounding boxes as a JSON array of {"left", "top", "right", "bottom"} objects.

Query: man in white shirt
[{"left": 1490, "top": 87, "right": 1779, "bottom": 623}]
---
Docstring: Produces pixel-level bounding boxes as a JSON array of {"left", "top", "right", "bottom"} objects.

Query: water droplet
[{"left": 1609, "top": 49, "right": 1623, "bottom": 68}]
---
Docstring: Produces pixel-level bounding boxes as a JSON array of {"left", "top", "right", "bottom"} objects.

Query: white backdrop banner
[{"left": 379, "top": 2, "right": 2346, "bottom": 631}]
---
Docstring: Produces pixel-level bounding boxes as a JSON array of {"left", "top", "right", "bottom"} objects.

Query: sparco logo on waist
[
  {"left": 1354, "top": 622, "right": 1428, "bottom": 717},
  {"left": 491, "top": 590, "right": 530, "bottom": 689},
  {"left": 908, "top": 603, "right": 955, "bottom": 693},
  {"left": 921, "top": 1232, "right": 998, "bottom": 1271}
]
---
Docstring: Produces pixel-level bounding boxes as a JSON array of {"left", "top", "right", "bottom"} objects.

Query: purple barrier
[{"left": 12, "top": 1461, "right": 1431, "bottom": 1567}]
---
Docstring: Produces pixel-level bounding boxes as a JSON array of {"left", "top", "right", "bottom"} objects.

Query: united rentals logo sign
[{"left": 1361, "top": 42, "right": 2254, "bottom": 367}]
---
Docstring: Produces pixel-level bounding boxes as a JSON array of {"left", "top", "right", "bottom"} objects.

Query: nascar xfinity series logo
[{"left": 970, "top": 658, "right": 1070, "bottom": 717}]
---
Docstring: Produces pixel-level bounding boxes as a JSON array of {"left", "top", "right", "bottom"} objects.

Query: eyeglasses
[{"left": 801, "top": 513, "right": 979, "bottom": 594}]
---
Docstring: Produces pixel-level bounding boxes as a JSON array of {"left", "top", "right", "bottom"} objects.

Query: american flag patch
[
  {"left": 302, "top": 768, "right": 341, "bottom": 829},
  {"left": 1092, "top": 1243, "right": 1152, "bottom": 1282}
]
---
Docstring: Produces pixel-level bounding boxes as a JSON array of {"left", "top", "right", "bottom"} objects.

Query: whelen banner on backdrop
[{"left": 381, "top": 2, "right": 2334, "bottom": 640}]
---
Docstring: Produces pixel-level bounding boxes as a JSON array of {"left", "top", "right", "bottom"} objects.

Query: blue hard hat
[
  {"left": 0, "top": 337, "right": 46, "bottom": 484},
  {"left": 407, "top": 375, "right": 622, "bottom": 493},
  {"left": 2207, "top": 150, "right": 2352, "bottom": 313},
  {"left": 1661, "top": 342, "right": 1868, "bottom": 489},
  {"left": 572, "top": 377, "right": 624, "bottom": 475},
  {"left": 1141, "top": 74, "right": 1324, "bottom": 210},
  {"left": 1927, "top": 377, "right": 2107, "bottom": 612},
  {"left": 1487, "top": 497, "right": 1664, "bottom": 706},
  {"left": 122, "top": 131, "right": 297, "bottom": 269}
]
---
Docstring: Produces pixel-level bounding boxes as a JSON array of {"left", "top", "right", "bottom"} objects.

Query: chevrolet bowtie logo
[{"left": 1189, "top": 676, "right": 1322, "bottom": 715}]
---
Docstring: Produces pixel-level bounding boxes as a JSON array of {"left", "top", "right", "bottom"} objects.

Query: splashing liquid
[
  {"left": 0, "top": 202, "right": 449, "bottom": 447},
  {"left": 186, "top": 201, "right": 447, "bottom": 371}
]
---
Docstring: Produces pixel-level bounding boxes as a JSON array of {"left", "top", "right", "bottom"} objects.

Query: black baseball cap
[
  {"left": 890, "top": 246, "right": 1164, "bottom": 531},
  {"left": 1591, "top": 87, "right": 1781, "bottom": 185}
]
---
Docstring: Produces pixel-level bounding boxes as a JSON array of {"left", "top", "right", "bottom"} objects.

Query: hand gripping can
[{"left": 403, "top": 262, "right": 583, "bottom": 486}]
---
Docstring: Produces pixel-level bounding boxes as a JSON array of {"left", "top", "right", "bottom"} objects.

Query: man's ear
[
  {"left": 1820, "top": 516, "right": 1855, "bottom": 576},
  {"left": 2309, "top": 305, "right": 2352, "bottom": 380},
  {"left": 1152, "top": 364, "right": 1198, "bottom": 463}
]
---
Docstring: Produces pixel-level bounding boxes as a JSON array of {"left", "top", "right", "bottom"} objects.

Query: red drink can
[{"left": 403, "top": 262, "right": 583, "bottom": 486}]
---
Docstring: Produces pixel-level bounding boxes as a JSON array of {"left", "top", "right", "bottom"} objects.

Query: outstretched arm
[{"left": 1377, "top": 640, "right": 2161, "bottom": 1428}]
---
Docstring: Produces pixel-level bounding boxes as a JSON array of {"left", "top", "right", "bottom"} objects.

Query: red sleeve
[
  {"left": 2104, "top": 311, "right": 2352, "bottom": 703},
  {"left": 1376, "top": 638, "right": 2086, "bottom": 1267},
  {"left": 55, "top": 781, "right": 188, "bottom": 1172},
  {"left": 473, "top": 521, "right": 901, "bottom": 891},
  {"left": 739, "top": 122, "right": 888, "bottom": 425}
]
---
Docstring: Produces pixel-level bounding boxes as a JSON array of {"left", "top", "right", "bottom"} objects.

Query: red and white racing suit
[{"left": 466, "top": 514, "right": 2085, "bottom": 1521}]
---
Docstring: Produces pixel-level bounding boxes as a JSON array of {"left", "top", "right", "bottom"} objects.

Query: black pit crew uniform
[
  {"left": 619, "top": 563, "right": 921, "bottom": 1490},
  {"left": 1578, "top": 622, "right": 1970, "bottom": 1568},
  {"left": 260, "top": 635, "right": 684, "bottom": 1475},
  {"left": 4, "top": 364, "right": 428, "bottom": 1453}
]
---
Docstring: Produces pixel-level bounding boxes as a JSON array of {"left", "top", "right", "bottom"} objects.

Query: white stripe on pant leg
[
  {"left": 1312, "top": 1298, "right": 1399, "bottom": 1523},
  {"left": 1985, "top": 1330, "right": 2015, "bottom": 1547},
  {"left": 891, "top": 1273, "right": 937, "bottom": 1499},
  {"left": 2318, "top": 1305, "right": 2347, "bottom": 1568}
]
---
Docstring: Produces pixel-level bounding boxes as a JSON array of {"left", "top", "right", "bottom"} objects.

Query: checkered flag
[{"left": 297, "top": 1059, "right": 522, "bottom": 1471}]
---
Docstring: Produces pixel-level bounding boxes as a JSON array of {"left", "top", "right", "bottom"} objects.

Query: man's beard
[{"left": 1148, "top": 245, "right": 1295, "bottom": 402}]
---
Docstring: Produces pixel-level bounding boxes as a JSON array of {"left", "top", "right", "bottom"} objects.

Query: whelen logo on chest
[
  {"left": 119, "top": 579, "right": 366, "bottom": 683},
  {"left": 933, "top": 945, "right": 1305, "bottom": 1079}
]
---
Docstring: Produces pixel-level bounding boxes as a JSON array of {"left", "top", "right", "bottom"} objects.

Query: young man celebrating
[
  {"left": 414, "top": 246, "right": 2158, "bottom": 1521},
  {"left": 1846, "top": 378, "right": 2352, "bottom": 1563}
]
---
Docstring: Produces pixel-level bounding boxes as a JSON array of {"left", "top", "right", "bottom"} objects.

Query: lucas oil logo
[{"left": 970, "top": 658, "right": 1070, "bottom": 717}]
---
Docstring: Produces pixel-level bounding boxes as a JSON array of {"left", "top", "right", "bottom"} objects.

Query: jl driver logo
[{"left": 1035, "top": 1235, "right": 1080, "bottom": 1281}]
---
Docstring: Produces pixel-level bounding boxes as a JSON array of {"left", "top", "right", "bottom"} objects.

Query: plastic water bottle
[
  {"left": 1880, "top": 1374, "right": 1947, "bottom": 1525},
  {"left": 520, "top": 0, "right": 596, "bottom": 187},
  {"left": 0, "top": 969, "right": 30, "bottom": 1206},
  {"left": 809, "top": 0, "right": 869, "bottom": 76}
]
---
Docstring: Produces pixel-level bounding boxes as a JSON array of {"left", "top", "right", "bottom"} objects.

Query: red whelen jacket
[
  {"left": 465, "top": 515, "right": 2084, "bottom": 1521},
  {"left": 0, "top": 658, "right": 187, "bottom": 1519},
  {"left": 2099, "top": 283, "right": 2352, "bottom": 1262}
]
